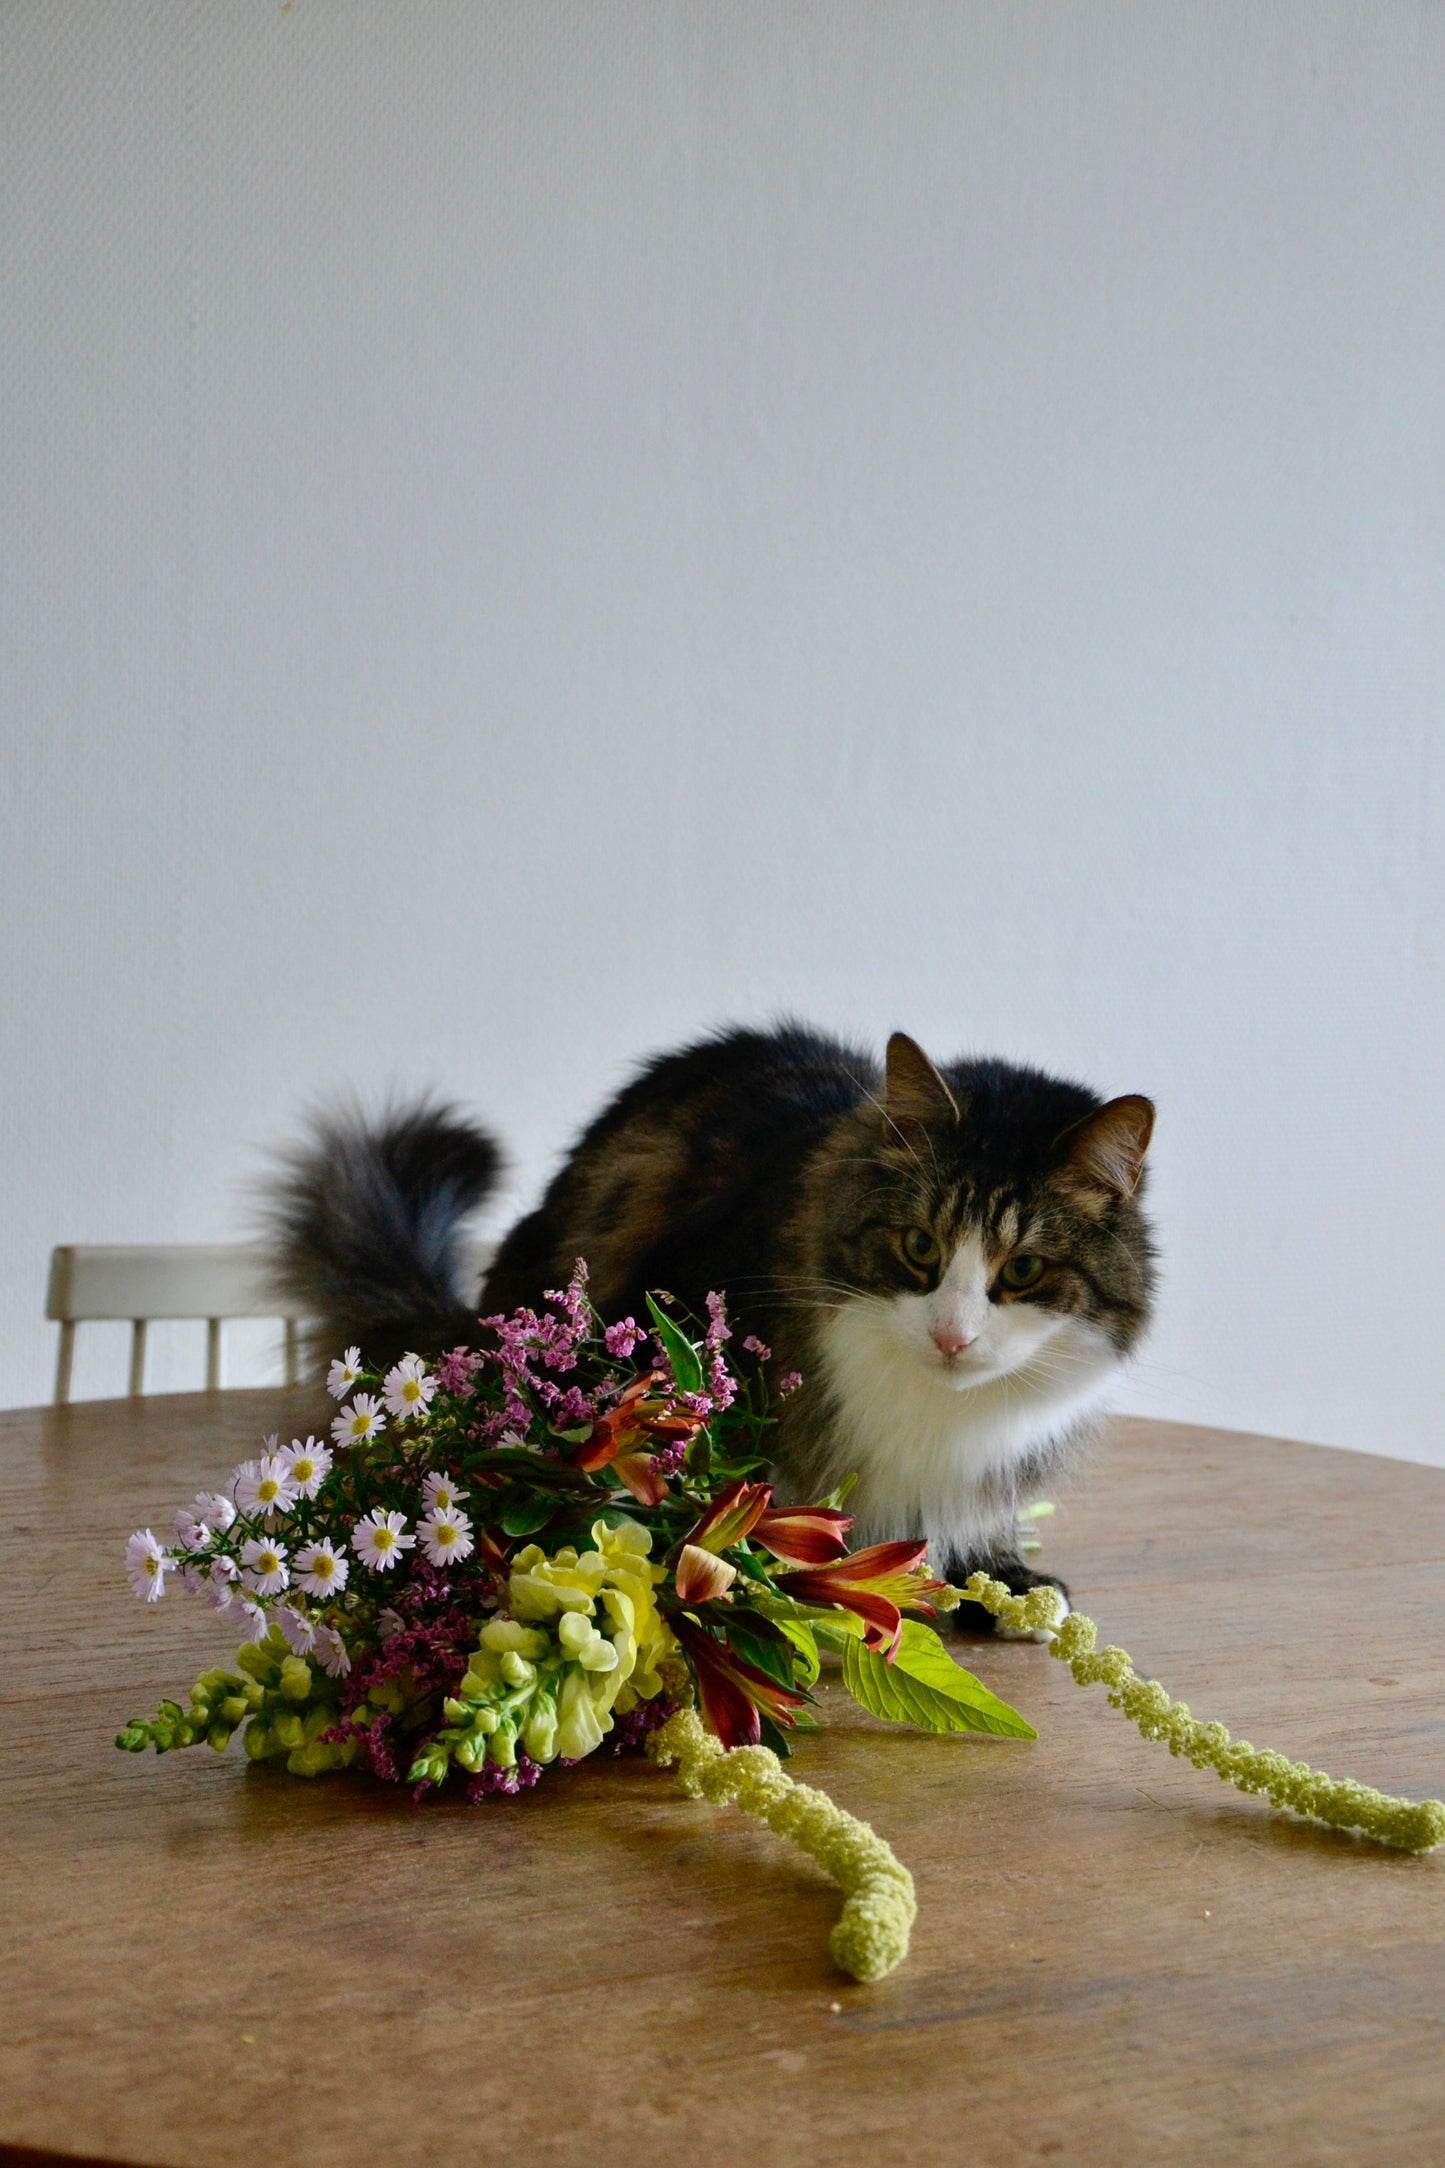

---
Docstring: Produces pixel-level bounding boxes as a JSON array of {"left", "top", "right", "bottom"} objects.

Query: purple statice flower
[
  {"left": 778, "top": 1370, "right": 803, "bottom": 1395},
  {"left": 604, "top": 1317, "right": 642, "bottom": 1359},
  {"left": 707, "top": 1352, "right": 737, "bottom": 1413},
  {"left": 433, "top": 1346, "right": 484, "bottom": 1396},
  {"left": 704, "top": 1290, "right": 731, "bottom": 1352},
  {"left": 465, "top": 1754, "right": 543, "bottom": 1801},
  {"left": 649, "top": 1339, "right": 673, "bottom": 1392},
  {"left": 651, "top": 1437, "right": 689, "bottom": 1479},
  {"left": 551, "top": 1385, "right": 596, "bottom": 1429},
  {"left": 605, "top": 1697, "right": 676, "bottom": 1752},
  {"left": 366, "top": 1715, "right": 399, "bottom": 1782},
  {"left": 742, "top": 1334, "right": 772, "bottom": 1360}
]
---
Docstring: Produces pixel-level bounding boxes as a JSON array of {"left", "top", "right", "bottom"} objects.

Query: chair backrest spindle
[{"left": 44, "top": 1239, "right": 495, "bottom": 1401}]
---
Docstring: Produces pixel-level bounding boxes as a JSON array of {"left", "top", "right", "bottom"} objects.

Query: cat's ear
[
  {"left": 1056, "top": 1095, "right": 1155, "bottom": 1197},
  {"left": 884, "top": 1033, "right": 960, "bottom": 1130}
]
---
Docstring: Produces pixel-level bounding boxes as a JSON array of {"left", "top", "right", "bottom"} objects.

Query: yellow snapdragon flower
[{"left": 439, "top": 1521, "right": 674, "bottom": 1772}]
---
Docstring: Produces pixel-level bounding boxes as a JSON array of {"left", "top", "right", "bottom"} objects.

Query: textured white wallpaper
[{"left": 3, "top": 3, "right": 1444, "bottom": 1462}]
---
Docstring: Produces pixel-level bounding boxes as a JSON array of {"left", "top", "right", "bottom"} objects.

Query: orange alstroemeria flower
[
  {"left": 772, "top": 1541, "right": 949, "bottom": 1662},
  {"left": 612, "top": 1445, "right": 669, "bottom": 1507},
  {"left": 572, "top": 1371, "right": 692, "bottom": 1466},
  {"left": 670, "top": 1613, "right": 809, "bottom": 1750},
  {"left": 673, "top": 1543, "right": 738, "bottom": 1603},
  {"left": 680, "top": 1476, "right": 772, "bottom": 1555},
  {"left": 573, "top": 1370, "right": 706, "bottom": 1505},
  {"left": 751, "top": 1503, "right": 853, "bottom": 1568}
]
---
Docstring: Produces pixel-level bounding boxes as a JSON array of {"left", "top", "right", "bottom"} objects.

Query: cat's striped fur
[{"left": 266, "top": 1023, "right": 1156, "bottom": 1615}]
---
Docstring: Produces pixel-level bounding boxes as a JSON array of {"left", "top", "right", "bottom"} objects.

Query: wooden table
[{"left": 2, "top": 1393, "right": 1442, "bottom": 2167}]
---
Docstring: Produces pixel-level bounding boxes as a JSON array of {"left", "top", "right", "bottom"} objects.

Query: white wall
[{"left": 3, "top": 3, "right": 1443, "bottom": 1461}]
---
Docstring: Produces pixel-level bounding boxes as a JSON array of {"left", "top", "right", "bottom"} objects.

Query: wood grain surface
[{"left": 1, "top": 1391, "right": 1442, "bottom": 2167}]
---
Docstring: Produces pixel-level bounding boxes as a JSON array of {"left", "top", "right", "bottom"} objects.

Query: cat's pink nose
[{"left": 931, "top": 1324, "right": 976, "bottom": 1357}]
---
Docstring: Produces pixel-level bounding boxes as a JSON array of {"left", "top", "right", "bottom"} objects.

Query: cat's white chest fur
[{"left": 810, "top": 1277, "right": 1119, "bottom": 1557}]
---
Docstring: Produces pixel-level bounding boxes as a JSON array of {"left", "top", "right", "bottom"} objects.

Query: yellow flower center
[{"left": 374, "top": 1530, "right": 394, "bottom": 1552}]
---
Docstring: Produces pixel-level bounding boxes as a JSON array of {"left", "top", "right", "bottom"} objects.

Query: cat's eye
[
  {"left": 900, "top": 1227, "right": 940, "bottom": 1269},
  {"left": 1000, "top": 1254, "right": 1046, "bottom": 1291}
]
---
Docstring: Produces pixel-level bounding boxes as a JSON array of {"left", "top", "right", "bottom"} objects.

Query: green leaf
[
  {"left": 725, "top": 1610, "right": 807, "bottom": 1694},
  {"left": 757, "top": 1713, "right": 795, "bottom": 1759},
  {"left": 645, "top": 1293, "right": 706, "bottom": 1396},
  {"left": 495, "top": 1486, "right": 558, "bottom": 1538},
  {"left": 841, "top": 1620, "right": 1036, "bottom": 1740},
  {"left": 469, "top": 1449, "right": 597, "bottom": 1493},
  {"left": 773, "top": 1616, "right": 821, "bottom": 1687}
]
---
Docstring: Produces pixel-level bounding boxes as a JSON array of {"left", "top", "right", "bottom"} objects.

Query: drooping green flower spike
[
  {"left": 646, "top": 1698, "right": 917, "bottom": 1983},
  {"left": 945, "top": 1575, "right": 1445, "bottom": 1854}
]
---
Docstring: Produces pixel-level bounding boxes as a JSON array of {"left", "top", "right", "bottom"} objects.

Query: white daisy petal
[
  {"left": 350, "top": 1509, "right": 415, "bottom": 1573},
  {"left": 312, "top": 1624, "right": 352, "bottom": 1677},
  {"left": 421, "top": 1471, "right": 469, "bottom": 1516},
  {"left": 326, "top": 1347, "right": 364, "bottom": 1400},
  {"left": 382, "top": 1356, "right": 438, "bottom": 1424},
  {"left": 225, "top": 1593, "right": 271, "bottom": 1642},
  {"left": 294, "top": 1540, "right": 349, "bottom": 1598},
  {"left": 240, "top": 1536, "right": 290, "bottom": 1596},
  {"left": 276, "top": 1605, "right": 316, "bottom": 1654},
  {"left": 416, "top": 1509, "right": 474, "bottom": 1571},
  {"left": 232, "top": 1453, "right": 300, "bottom": 1519},
  {"left": 281, "top": 1436, "right": 332, "bottom": 1498},
  {"left": 125, "top": 1529, "right": 174, "bottom": 1603},
  {"left": 330, "top": 1394, "right": 386, "bottom": 1450}
]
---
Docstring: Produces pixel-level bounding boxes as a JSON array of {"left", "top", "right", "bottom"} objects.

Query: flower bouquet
[{"left": 119, "top": 1267, "right": 1444, "bottom": 1985}]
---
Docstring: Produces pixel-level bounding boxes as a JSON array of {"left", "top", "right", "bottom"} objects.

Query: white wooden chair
[
  {"left": 45, "top": 1244, "right": 306, "bottom": 1404},
  {"left": 45, "top": 1238, "right": 498, "bottom": 1403}
]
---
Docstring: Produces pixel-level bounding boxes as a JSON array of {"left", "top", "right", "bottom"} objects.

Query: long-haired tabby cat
[{"left": 267, "top": 1024, "right": 1156, "bottom": 1627}]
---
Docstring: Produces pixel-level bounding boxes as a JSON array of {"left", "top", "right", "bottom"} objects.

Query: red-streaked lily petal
[
  {"left": 674, "top": 1544, "right": 738, "bottom": 1603},
  {"left": 684, "top": 1476, "right": 772, "bottom": 1555},
  {"left": 751, "top": 1503, "right": 853, "bottom": 1567},
  {"left": 477, "top": 1529, "right": 512, "bottom": 1577},
  {"left": 682, "top": 1636, "right": 761, "bottom": 1748},
  {"left": 818, "top": 1540, "right": 931, "bottom": 1585},
  {"left": 571, "top": 1428, "right": 620, "bottom": 1473},
  {"left": 671, "top": 1614, "right": 808, "bottom": 1748},
  {"left": 773, "top": 1541, "right": 948, "bottom": 1662},
  {"left": 575, "top": 1370, "right": 707, "bottom": 1477},
  {"left": 613, "top": 1446, "right": 669, "bottom": 1507},
  {"left": 771, "top": 1575, "right": 906, "bottom": 1660}
]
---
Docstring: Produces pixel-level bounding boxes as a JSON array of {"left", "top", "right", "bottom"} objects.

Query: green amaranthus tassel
[
  {"left": 646, "top": 1703, "right": 916, "bottom": 1982},
  {"left": 948, "top": 1575, "right": 1445, "bottom": 1854}
]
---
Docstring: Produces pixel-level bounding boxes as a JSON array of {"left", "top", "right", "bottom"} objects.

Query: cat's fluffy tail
[{"left": 262, "top": 1098, "right": 502, "bottom": 1378}]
